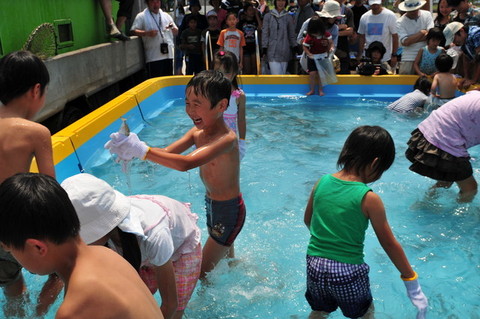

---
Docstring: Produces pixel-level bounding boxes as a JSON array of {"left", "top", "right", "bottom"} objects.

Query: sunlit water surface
[{"left": 2, "top": 95, "right": 480, "bottom": 318}]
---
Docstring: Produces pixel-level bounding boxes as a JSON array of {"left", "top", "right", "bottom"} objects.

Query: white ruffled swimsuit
[{"left": 224, "top": 88, "right": 243, "bottom": 134}]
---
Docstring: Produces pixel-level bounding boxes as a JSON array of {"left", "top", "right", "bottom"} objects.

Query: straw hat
[
  {"left": 398, "top": 0, "right": 426, "bottom": 11},
  {"left": 443, "top": 21, "right": 464, "bottom": 47},
  {"left": 317, "top": 1, "right": 344, "bottom": 18},
  {"left": 61, "top": 173, "right": 131, "bottom": 244}
]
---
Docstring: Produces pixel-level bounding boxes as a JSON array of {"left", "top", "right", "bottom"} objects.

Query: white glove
[
  {"left": 402, "top": 272, "right": 428, "bottom": 319},
  {"left": 239, "top": 139, "right": 246, "bottom": 160},
  {"left": 104, "top": 132, "right": 150, "bottom": 161}
]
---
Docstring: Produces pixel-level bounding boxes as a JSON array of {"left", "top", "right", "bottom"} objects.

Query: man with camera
[{"left": 131, "top": 0, "right": 179, "bottom": 77}]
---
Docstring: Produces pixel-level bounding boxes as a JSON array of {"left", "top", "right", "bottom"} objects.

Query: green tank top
[{"left": 307, "top": 174, "right": 371, "bottom": 264}]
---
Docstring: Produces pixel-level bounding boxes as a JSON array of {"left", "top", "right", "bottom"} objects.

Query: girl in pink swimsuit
[{"left": 214, "top": 50, "right": 247, "bottom": 159}]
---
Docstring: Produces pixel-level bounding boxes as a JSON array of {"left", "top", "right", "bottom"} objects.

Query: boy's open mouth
[{"left": 193, "top": 118, "right": 202, "bottom": 125}]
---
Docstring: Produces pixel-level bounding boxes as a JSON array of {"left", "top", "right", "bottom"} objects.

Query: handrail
[
  {"left": 255, "top": 30, "right": 261, "bottom": 75},
  {"left": 204, "top": 30, "right": 210, "bottom": 70}
]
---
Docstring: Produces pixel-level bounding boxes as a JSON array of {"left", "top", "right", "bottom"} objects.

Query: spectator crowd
[{"left": 131, "top": 0, "right": 480, "bottom": 88}]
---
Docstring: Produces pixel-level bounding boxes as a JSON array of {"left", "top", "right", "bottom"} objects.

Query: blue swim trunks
[
  {"left": 305, "top": 255, "right": 372, "bottom": 318},
  {"left": 205, "top": 194, "right": 246, "bottom": 247}
]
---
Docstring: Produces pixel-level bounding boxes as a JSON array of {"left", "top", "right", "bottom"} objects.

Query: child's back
[
  {"left": 0, "top": 50, "right": 54, "bottom": 183},
  {"left": 432, "top": 71, "right": 457, "bottom": 99},
  {"left": 59, "top": 245, "right": 163, "bottom": 319},
  {"left": 0, "top": 117, "right": 53, "bottom": 182}
]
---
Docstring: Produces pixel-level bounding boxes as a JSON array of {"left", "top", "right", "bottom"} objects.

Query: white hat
[
  {"left": 317, "top": 1, "right": 344, "bottom": 18},
  {"left": 398, "top": 0, "right": 426, "bottom": 11},
  {"left": 443, "top": 21, "right": 464, "bottom": 47},
  {"left": 369, "top": 0, "right": 382, "bottom": 5},
  {"left": 61, "top": 173, "right": 131, "bottom": 244}
]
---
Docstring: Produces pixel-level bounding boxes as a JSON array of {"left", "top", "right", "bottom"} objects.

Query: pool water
[{"left": 3, "top": 95, "right": 480, "bottom": 318}]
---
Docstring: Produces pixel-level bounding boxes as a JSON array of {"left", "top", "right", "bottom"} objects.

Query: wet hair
[
  {"left": 337, "top": 126, "right": 395, "bottom": 180},
  {"left": 214, "top": 50, "right": 240, "bottom": 89},
  {"left": 0, "top": 50, "right": 49, "bottom": 105},
  {"left": 186, "top": 70, "right": 232, "bottom": 109},
  {"left": 426, "top": 27, "right": 445, "bottom": 43},
  {"left": 435, "top": 53, "right": 454, "bottom": 72},
  {"left": 307, "top": 15, "right": 326, "bottom": 36},
  {"left": 413, "top": 76, "right": 432, "bottom": 95},
  {"left": 0, "top": 173, "right": 80, "bottom": 250}
]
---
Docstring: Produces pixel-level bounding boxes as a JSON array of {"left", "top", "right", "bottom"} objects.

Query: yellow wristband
[
  {"left": 401, "top": 271, "right": 418, "bottom": 281},
  {"left": 239, "top": 138, "right": 245, "bottom": 141},
  {"left": 142, "top": 147, "right": 151, "bottom": 161}
]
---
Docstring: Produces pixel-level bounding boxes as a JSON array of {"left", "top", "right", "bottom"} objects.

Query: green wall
[{"left": 0, "top": 0, "right": 120, "bottom": 56}]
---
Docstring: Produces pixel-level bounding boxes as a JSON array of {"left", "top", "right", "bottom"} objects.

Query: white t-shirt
[
  {"left": 131, "top": 8, "right": 176, "bottom": 63},
  {"left": 387, "top": 89, "right": 428, "bottom": 113},
  {"left": 397, "top": 10, "right": 434, "bottom": 62},
  {"left": 357, "top": 8, "right": 398, "bottom": 62},
  {"left": 110, "top": 195, "right": 201, "bottom": 266}
]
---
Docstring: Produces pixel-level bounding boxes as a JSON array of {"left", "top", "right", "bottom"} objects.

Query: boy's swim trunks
[
  {"left": 205, "top": 194, "right": 246, "bottom": 246},
  {"left": 0, "top": 248, "right": 22, "bottom": 286}
]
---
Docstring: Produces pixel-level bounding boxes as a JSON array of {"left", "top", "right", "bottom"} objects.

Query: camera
[{"left": 160, "top": 43, "right": 169, "bottom": 54}]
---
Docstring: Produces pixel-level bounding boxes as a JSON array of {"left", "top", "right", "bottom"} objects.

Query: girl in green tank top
[{"left": 303, "top": 125, "right": 428, "bottom": 319}]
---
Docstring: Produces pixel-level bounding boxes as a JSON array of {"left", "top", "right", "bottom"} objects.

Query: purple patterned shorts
[{"left": 306, "top": 255, "right": 372, "bottom": 318}]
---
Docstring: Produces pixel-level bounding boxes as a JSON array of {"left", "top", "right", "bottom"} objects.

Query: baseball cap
[
  {"left": 369, "top": 0, "right": 382, "bottom": 5},
  {"left": 443, "top": 21, "right": 464, "bottom": 47},
  {"left": 207, "top": 10, "right": 218, "bottom": 17}
]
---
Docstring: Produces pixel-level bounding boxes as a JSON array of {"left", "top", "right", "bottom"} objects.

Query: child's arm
[
  {"left": 156, "top": 261, "right": 178, "bottom": 319},
  {"left": 237, "top": 91, "right": 246, "bottom": 140},
  {"left": 145, "top": 129, "right": 236, "bottom": 171},
  {"left": 34, "top": 124, "right": 55, "bottom": 178},
  {"left": 364, "top": 191, "right": 428, "bottom": 317},
  {"left": 430, "top": 75, "right": 439, "bottom": 97},
  {"left": 413, "top": 48, "right": 425, "bottom": 77},
  {"left": 304, "top": 182, "right": 319, "bottom": 229},
  {"left": 363, "top": 191, "right": 415, "bottom": 277}
]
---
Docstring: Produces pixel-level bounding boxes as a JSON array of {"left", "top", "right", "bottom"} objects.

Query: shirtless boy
[
  {"left": 106, "top": 70, "right": 245, "bottom": 278},
  {"left": 0, "top": 173, "right": 164, "bottom": 319},
  {"left": 0, "top": 50, "right": 57, "bottom": 316}
]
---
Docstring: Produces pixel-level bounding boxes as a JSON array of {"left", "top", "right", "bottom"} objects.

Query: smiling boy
[{"left": 106, "top": 70, "right": 245, "bottom": 278}]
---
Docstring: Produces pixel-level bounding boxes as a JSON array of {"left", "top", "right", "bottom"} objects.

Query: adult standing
[
  {"left": 262, "top": 0, "right": 298, "bottom": 74},
  {"left": 447, "top": 0, "right": 480, "bottom": 26},
  {"left": 335, "top": 0, "right": 354, "bottom": 74},
  {"left": 297, "top": 1, "right": 344, "bottom": 51},
  {"left": 356, "top": 0, "right": 398, "bottom": 68},
  {"left": 396, "top": 0, "right": 434, "bottom": 75},
  {"left": 295, "top": 0, "right": 316, "bottom": 35},
  {"left": 443, "top": 22, "right": 480, "bottom": 88},
  {"left": 131, "top": 0, "right": 179, "bottom": 77}
]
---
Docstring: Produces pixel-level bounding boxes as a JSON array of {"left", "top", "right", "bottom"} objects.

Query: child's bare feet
[
  {"left": 319, "top": 91, "right": 325, "bottom": 96},
  {"left": 306, "top": 91, "right": 315, "bottom": 96}
]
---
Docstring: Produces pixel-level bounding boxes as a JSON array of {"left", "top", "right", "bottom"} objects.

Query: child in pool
[
  {"left": 214, "top": 50, "right": 247, "bottom": 159},
  {"left": 0, "top": 50, "right": 61, "bottom": 317},
  {"left": 105, "top": 70, "right": 245, "bottom": 279},
  {"left": 413, "top": 27, "right": 446, "bottom": 77},
  {"left": 61, "top": 173, "right": 201, "bottom": 319},
  {"left": 406, "top": 90, "right": 480, "bottom": 202},
  {"left": 304, "top": 126, "right": 428, "bottom": 318},
  {"left": 387, "top": 76, "right": 432, "bottom": 113},
  {"left": 424, "top": 53, "right": 458, "bottom": 110},
  {"left": 0, "top": 173, "right": 164, "bottom": 319},
  {"left": 302, "top": 15, "right": 337, "bottom": 96}
]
